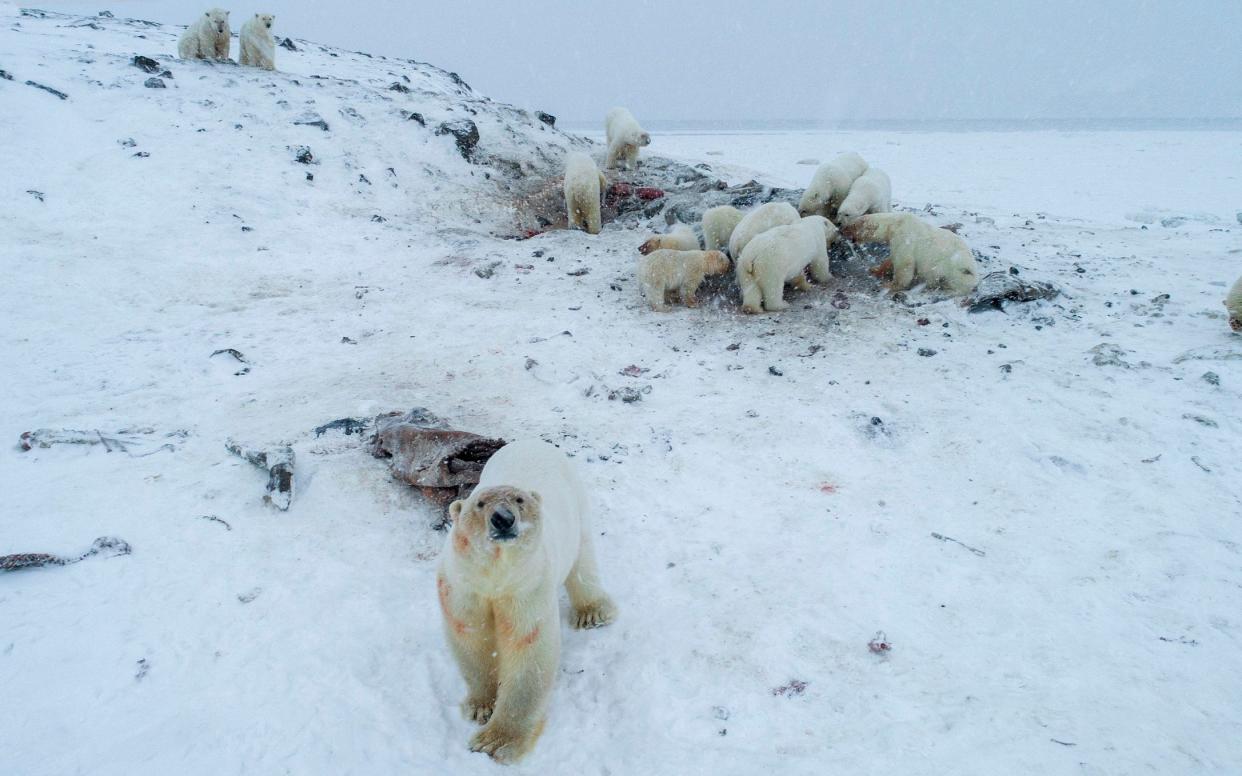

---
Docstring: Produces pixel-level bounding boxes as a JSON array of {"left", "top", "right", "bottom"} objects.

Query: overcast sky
[{"left": 43, "top": 1, "right": 1242, "bottom": 123}]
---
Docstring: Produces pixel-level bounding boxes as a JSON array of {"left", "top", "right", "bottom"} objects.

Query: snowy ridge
[{"left": 3, "top": 7, "right": 1242, "bottom": 776}]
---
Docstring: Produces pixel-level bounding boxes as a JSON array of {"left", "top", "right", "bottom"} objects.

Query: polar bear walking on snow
[
  {"left": 728, "top": 201, "right": 801, "bottom": 261},
  {"left": 1226, "top": 275, "right": 1242, "bottom": 332},
  {"left": 836, "top": 167, "right": 892, "bottom": 221},
  {"left": 604, "top": 107, "right": 651, "bottom": 171},
  {"left": 178, "top": 8, "right": 231, "bottom": 61},
  {"left": 639, "top": 249, "right": 730, "bottom": 311},
  {"left": 563, "top": 152, "right": 607, "bottom": 235},
  {"left": 701, "top": 205, "right": 744, "bottom": 255},
  {"left": 737, "top": 215, "right": 837, "bottom": 313},
  {"left": 438, "top": 440, "right": 617, "bottom": 764},
  {"left": 239, "top": 13, "right": 277, "bottom": 70},
  {"left": 841, "top": 213, "right": 979, "bottom": 296},
  {"left": 799, "top": 152, "right": 869, "bottom": 220}
]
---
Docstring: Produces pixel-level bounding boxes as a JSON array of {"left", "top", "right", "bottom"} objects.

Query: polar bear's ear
[
  {"left": 527, "top": 491, "right": 542, "bottom": 506},
  {"left": 449, "top": 500, "right": 465, "bottom": 522}
]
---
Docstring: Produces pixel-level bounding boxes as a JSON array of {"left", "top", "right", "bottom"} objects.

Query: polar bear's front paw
[
  {"left": 469, "top": 724, "right": 531, "bottom": 764},
  {"left": 763, "top": 300, "right": 790, "bottom": 312},
  {"left": 573, "top": 596, "right": 617, "bottom": 630},
  {"left": 462, "top": 697, "right": 494, "bottom": 725}
]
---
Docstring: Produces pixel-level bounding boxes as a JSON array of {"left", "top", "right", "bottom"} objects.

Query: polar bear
[
  {"left": 239, "top": 13, "right": 276, "bottom": 70},
  {"left": 798, "top": 152, "right": 869, "bottom": 220},
  {"left": 1226, "top": 275, "right": 1242, "bottom": 332},
  {"left": 178, "top": 8, "right": 231, "bottom": 61},
  {"left": 563, "top": 152, "right": 608, "bottom": 235},
  {"left": 604, "top": 107, "right": 651, "bottom": 171},
  {"left": 836, "top": 167, "right": 892, "bottom": 221},
  {"left": 841, "top": 213, "right": 979, "bottom": 296},
  {"left": 737, "top": 215, "right": 837, "bottom": 313},
  {"left": 638, "top": 249, "right": 730, "bottom": 311},
  {"left": 638, "top": 223, "right": 699, "bottom": 255},
  {"left": 438, "top": 439, "right": 616, "bottom": 764},
  {"left": 702, "top": 205, "right": 744, "bottom": 255},
  {"left": 728, "top": 201, "right": 801, "bottom": 261}
]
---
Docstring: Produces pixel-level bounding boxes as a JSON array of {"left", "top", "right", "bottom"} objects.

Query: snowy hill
[{"left": 3, "top": 7, "right": 1242, "bottom": 775}]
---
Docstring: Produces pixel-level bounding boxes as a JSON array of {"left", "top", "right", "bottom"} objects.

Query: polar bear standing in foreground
[
  {"left": 438, "top": 440, "right": 617, "bottom": 764},
  {"left": 638, "top": 223, "right": 699, "bottom": 254},
  {"left": 702, "top": 205, "right": 745, "bottom": 254},
  {"left": 799, "top": 152, "right": 869, "bottom": 220},
  {"left": 836, "top": 167, "right": 892, "bottom": 220},
  {"left": 728, "top": 201, "right": 801, "bottom": 261},
  {"left": 239, "top": 13, "right": 276, "bottom": 70},
  {"left": 1226, "top": 276, "right": 1242, "bottom": 332},
  {"left": 842, "top": 213, "right": 979, "bottom": 296},
  {"left": 639, "top": 249, "right": 730, "bottom": 311},
  {"left": 737, "top": 215, "right": 837, "bottom": 313},
  {"left": 604, "top": 107, "right": 651, "bottom": 170},
  {"left": 563, "top": 152, "right": 607, "bottom": 235},
  {"left": 178, "top": 8, "right": 231, "bottom": 61}
]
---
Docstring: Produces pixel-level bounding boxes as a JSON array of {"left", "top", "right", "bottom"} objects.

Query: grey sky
[{"left": 46, "top": 1, "right": 1242, "bottom": 123}]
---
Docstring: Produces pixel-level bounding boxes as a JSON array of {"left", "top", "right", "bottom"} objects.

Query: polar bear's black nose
[{"left": 490, "top": 506, "right": 516, "bottom": 536}]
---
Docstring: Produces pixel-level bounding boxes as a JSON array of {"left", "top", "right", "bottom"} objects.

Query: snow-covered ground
[{"left": 3, "top": 8, "right": 1242, "bottom": 775}]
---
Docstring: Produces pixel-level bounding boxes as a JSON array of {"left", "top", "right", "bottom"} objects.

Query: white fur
[
  {"left": 836, "top": 167, "right": 892, "bottom": 220},
  {"left": 604, "top": 107, "right": 651, "bottom": 171},
  {"left": 843, "top": 213, "right": 979, "bottom": 296},
  {"left": 239, "top": 13, "right": 276, "bottom": 70},
  {"left": 439, "top": 440, "right": 616, "bottom": 764},
  {"left": 737, "top": 215, "right": 837, "bottom": 313},
  {"left": 701, "top": 205, "right": 744, "bottom": 254},
  {"left": 727, "top": 201, "right": 801, "bottom": 261},
  {"left": 563, "top": 152, "right": 606, "bottom": 235},
  {"left": 638, "top": 223, "right": 699, "bottom": 254},
  {"left": 178, "top": 8, "right": 231, "bottom": 61},
  {"left": 1226, "top": 275, "right": 1242, "bottom": 332},
  {"left": 798, "top": 152, "right": 869, "bottom": 219},
  {"left": 638, "top": 249, "right": 730, "bottom": 311}
]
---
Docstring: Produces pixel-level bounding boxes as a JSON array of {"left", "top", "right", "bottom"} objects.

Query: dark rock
[
  {"left": 358, "top": 174, "right": 371, "bottom": 185},
  {"left": 158, "top": 69, "right": 173, "bottom": 79},
  {"left": 536, "top": 111, "right": 556, "bottom": 127},
  {"left": 279, "top": 37, "right": 298, "bottom": 51},
  {"left": 143, "top": 77, "right": 166, "bottom": 88},
  {"left": 240, "top": 226, "right": 253, "bottom": 232},
  {"left": 371, "top": 214, "right": 386, "bottom": 223},
  {"left": 406, "top": 111, "right": 426, "bottom": 126},
  {"left": 313, "top": 417, "right": 372, "bottom": 437},
  {"left": 132, "top": 151, "right": 150, "bottom": 158},
  {"left": 305, "top": 172, "right": 314, "bottom": 181},
  {"left": 917, "top": 348, "right": 937, "bottom": 357},
  {"left": 1202, "top": 371, "right": 1220, "bottom": 386},
  {"left": 292, "top": 145, "right": 315, "bottom": 164},
  {"left": 25, "top": 80, "right": 68, "bottom": 100},
  {"left": 436, "top": 119, "right": 480, "bottom": 161},
  {"left": 131, "top": 54, "right": 160, "bottom": 73},
  {"left": 0, "top": 69, "right": 12, "bottom": 81},
  {"left": 448, "top": 72, "right": 470, "bottom": 91},
  {"left": 968, "top": 271, "right": 1060, "bottom": 312},
  {"left": 768, "top": 366, "right": 784, "bottom": 376},
  {"left": 388, "top": 81, "right": 411, "bottom": 93},
  {"left": 98, "top": 10, "right": 114, "bottom": 17},
  {"left": 26, "top": 190, "right": 44, "bottom": 202},
  {"left": 294, "top": 117, "right": 330, "bottom": 131}
]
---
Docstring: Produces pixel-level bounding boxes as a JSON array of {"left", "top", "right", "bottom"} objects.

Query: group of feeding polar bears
[
  {"left": 564, "top": 108, "right": 981, "bottom": 314},
  {"left": 177, "top": 7, "right": 277, "bottom": 70}
]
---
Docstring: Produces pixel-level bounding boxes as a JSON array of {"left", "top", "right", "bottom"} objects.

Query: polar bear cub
[
  {"left": 702, "top": 205, "right": 745, "bottom": 254},
  {"left": 798, "top": 152, "right": 869, "bottom": 219},
  {"left": 639, "top": 249, "right": 730, "bottom": 311},
  {"left": 1226, "top": 275, "right": 1242, "bottom": 332},
  {"left": 604, "top": 107, "right": 651, "bottom": 170},
  {"left": 178, "top": 8, "right": 231, "bottom": 61},
  {"left": 737, "top": 215, "right": 837, "bottom": 313},
  {"left": 638, "top": 224, "right": 699, "bottom": 255},
  {"left": 841, "top": 213, "right": 979, "bottom": 296},
  {"left": 438, "top": 439, "right": 616, "bottom": 764},
  {"left": 239, "top": 13, "right": 276, "bottom": 70},
  {"left": 563, "top": 152, "right": 608, "bottom": 235},
  {"left": 836, "top": 167, "right": 892, "bottom": 221},
  {"left": 728, "top": 201, "right": 801, "bottom": 261}
]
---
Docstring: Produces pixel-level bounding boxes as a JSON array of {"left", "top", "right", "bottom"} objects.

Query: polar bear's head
[
  {"left": 638, "top": 131, "right": 651, "bottom": 147},
  {"left": 840, "top": 214, "right": 884, "bottom": 242},
  {"left": 801, "top": 214, "right": 839, "bottom": 247},
  {"left": 254, "top": 13, "right": 275, "bottom": 29},
  {"left": 449, "top": 486, "right": 544, "bottom": 556},
  {"left": 703, "top": 250, "right": 730, "bottom": 275},
  {"left": 205, "top": 8, "right": 229, "bottom": 34},
  {"left": 798, "top": 185, "right": 828, "bottom": 217}
]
